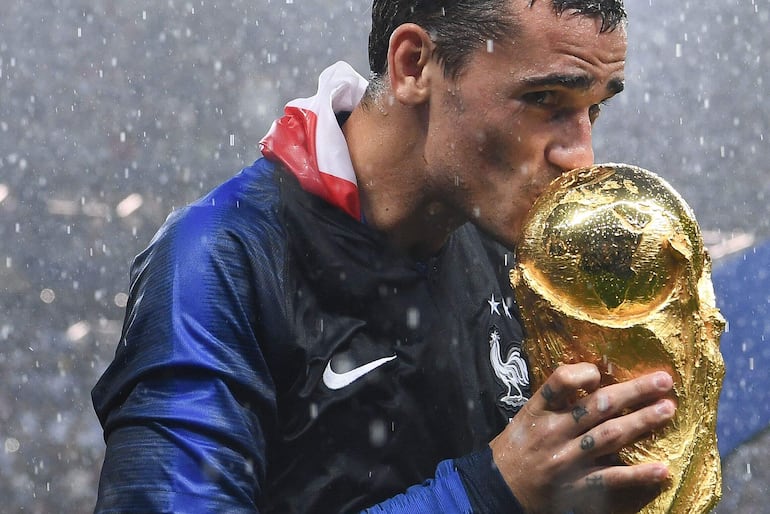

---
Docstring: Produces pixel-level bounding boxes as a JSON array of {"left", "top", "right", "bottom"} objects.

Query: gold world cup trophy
[{"left": 510, "top": 164, "right": 725, "bottom": 513}]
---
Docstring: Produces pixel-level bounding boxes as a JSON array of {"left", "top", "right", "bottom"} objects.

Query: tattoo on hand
[
  {"left": 586, "top": 474, "right": 604, "bottom": 489},
  {"left": 541, "top": 384, "right": 557, "bottom": 406},
  {"left": 580, "top": 434, "right": 595, "bottom": 450},
  {"left": 571, "top": 405, "right": 589, "bottom": 423}
]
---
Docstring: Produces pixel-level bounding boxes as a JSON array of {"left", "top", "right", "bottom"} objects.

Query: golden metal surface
[{"left": 510, "top": 164, "right": 725, "bottom": 513}]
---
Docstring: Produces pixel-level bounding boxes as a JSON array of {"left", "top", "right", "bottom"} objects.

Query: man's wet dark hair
[{"left": 368, "top": 0, "right": 626, "bottom": 81}]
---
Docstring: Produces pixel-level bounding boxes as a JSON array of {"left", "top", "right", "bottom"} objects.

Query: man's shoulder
[
  {"left": 163, "top": 158, "right": 282, "bottom": 239},
  {"left": 186, "top": 157, "right": 280, "bottom": 222},
  {"left": 136, "top": 158, "right": 288, "bottom": 274}
]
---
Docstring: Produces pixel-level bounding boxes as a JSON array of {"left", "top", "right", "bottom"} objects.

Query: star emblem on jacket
[{"left": 487, "top": 293, "right": 513, "bottom": 318}]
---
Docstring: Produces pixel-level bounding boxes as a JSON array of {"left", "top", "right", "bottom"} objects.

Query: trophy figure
[{"left": 510, "top": 164, "right": 725, "bottom": 513}]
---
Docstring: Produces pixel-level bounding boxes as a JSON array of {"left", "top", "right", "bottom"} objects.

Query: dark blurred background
[{"left": 0, "top": 0, "right": 767, "bottom": 512}]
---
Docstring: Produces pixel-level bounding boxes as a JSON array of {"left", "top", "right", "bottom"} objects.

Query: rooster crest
[{"left": 488, "top": 327, "right": 529, "bottom": 408}]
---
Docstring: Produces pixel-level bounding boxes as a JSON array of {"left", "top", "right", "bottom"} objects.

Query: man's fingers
[
  {"left": 530, "top": 363, "right": 602, "bottom": 411},
  {"left": 500, "top": 364, "right": 677, "bottom": 514},
  {"left": 563, "top": 463, "right": 670, "bottom": 514},
  {"left": 566, "top": 399, "right": 676, "bottom": 464},
  {"left": 566, "top": 372, "right": 675, "bottom": 432},
  {"left": 540, "top": 398, "right": 675, "bottom": 479},
  {"left": 529, "top": 365, "right": 674, "bottom": 432}
]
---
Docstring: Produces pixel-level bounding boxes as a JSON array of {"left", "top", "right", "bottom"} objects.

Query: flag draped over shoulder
[{"left": 260, "top": 61, "right": 369, "bottom": 220}]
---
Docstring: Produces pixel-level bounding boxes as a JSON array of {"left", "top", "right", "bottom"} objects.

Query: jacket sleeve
[
  {"left": 363, "top": 447, "right": 525, "bottom": 514},
  {"left": 91, "top": 201, "right": 280, "bottom": 513}
]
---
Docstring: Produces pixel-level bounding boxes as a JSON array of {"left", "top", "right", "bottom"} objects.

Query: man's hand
[{"left": 490, "top": 363, "right": 675, "bottom": 514}]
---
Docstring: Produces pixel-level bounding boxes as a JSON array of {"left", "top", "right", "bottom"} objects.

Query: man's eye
[{"left": 522, "top": 91, "right": 557, "bottom": 106}]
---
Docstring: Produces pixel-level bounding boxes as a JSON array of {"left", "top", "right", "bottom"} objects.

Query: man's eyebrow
[{"left": 521, "top": 73, "right": 625, "bottom": 95}]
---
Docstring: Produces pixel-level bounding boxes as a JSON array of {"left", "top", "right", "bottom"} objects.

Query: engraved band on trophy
[{"left": 510, "top": 164, "right": 725, "bottom": 513}]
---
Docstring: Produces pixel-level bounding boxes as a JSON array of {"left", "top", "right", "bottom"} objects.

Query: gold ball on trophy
[{"left": 510, "top": 164, "right": 725, "bottom": 514}]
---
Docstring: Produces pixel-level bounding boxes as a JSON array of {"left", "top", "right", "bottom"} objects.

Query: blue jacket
[{"left": 92, "top": 158, "right": 527, "bottom": 513}]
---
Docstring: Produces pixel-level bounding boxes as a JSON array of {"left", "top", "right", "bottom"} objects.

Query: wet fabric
[
  {"left": 260, "top": 61, "right": 366, "bottom": 220},
  {"left": 92, "top": 158, "right": 528, "bottom": 512}
]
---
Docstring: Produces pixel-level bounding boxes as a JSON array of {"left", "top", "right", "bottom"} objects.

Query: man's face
[{"left": 422, "top": 0, "right": 627, "bottom": 248}]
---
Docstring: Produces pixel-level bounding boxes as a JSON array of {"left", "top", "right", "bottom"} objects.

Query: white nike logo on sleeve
[{"left": 322, "top": 354, "right": 397, "bottom": 390}]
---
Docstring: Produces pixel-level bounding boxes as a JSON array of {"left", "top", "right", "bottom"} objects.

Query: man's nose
[{"left": 545, "top": 112, "right": 595, "bottom": 172}]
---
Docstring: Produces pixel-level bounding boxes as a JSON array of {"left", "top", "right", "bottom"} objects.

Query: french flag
[{"left": 260, "top": 61, "right": 369, "bottom": 220}]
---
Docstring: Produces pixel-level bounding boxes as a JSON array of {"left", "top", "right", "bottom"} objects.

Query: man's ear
[{"left": 387, "top": 23, "right": 435, "bottom": 106}]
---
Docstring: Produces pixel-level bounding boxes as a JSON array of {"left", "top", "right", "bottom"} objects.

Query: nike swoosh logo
[{"left": 322, "top": 354, "right": 397, "bottom": 390}]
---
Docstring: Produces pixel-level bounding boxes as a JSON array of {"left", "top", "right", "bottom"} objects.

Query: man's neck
[{"left": 342, "top": 96, "right": 464, "bottom": 259}]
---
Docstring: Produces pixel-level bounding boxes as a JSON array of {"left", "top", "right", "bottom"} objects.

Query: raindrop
[
  {"left": 369, "top": 419, "right": 387, "bottom": 447},
  {"left": 116, "top": 193, "right": 143, "bottom": 218},
  {"left": 66, "top": 321, "right": 91, "bottom": 342},
  {"left": 40, "top": 289, "right": 56, "bottom": 304},
  {"left": 4, "top": 438, "right": 20, "bottom": 453},
  {"left": 114, "top": 292, "right": 129, "bottom": 308},
  {"left": 406, "top": 307, "right": 420, "bottom": 329}
]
